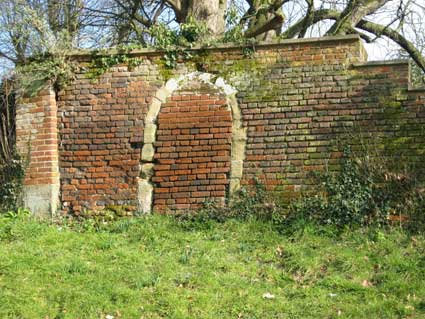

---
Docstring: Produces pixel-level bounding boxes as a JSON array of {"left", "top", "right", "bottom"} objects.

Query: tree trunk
[
  {"left": 243, "top": 0, "right": 285, "bottom": 41},
  {"left": 172, "top": 0, "right": 226, "bottom": 37},
  {"left": 246, "top": 7, "right": 284, "bottom": 41},
  {"left": 47, "top": 0, "right": 81, "bottom": 40},
  {"left": 188, "top": 0, "right": 226, "bottom": 36}
]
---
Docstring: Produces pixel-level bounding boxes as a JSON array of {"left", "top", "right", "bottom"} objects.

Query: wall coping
[
  {"left": 68, "top": 34, "right": 363, "bottom": 60},
  {"left": 351, "top": 59, "right": 425, "bottom": 92},
  {"left": 407, "top": 86, "right": 425, "bottom": 93},
  {"left": 351, "top": 59, "right": 409, "bottom": 68}
]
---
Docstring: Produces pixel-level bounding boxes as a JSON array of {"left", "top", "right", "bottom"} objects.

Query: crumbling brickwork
[{"left": 16, "top": 35, "right": 425, "bottom": 216}]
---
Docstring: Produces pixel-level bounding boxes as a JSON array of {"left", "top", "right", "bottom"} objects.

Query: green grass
[{"left": 0, "top": 215, "right": 424, "bottom": 319}]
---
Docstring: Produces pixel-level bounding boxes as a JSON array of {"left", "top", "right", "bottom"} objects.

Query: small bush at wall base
[
  {"left": 62, "top": 205, "right": 136, "bottom": 232},
  {"left": 0, "top": 153, "right": 25, "bottom": 213},
  {"left": 176, "top": 178, "right": 279, "bottom": 229}
]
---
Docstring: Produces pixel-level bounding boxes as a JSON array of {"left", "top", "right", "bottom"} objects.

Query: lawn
[{"left": 0, "top": 215, "right": 424, "bottom": 318}]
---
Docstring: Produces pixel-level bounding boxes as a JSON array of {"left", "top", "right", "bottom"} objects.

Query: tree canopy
[{"left": 0, "top": 0, "right": 424, "bottom": 79}]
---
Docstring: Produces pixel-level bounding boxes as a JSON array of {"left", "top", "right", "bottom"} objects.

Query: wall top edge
[
  {"left": 351, "top": 59, "right": 410, "bottom": 68},
  {"left": 67, "top": 35, "right": 362, "bottom": 60},
  {"left": 407, "top": 86, "right": 425, "bottom": 93}
]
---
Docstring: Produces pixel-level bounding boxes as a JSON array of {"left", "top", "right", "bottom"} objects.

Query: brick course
[
  {"left": 152, "top": 88, "right": 232, "bottom": 211},
  {"left": 16, "top": 87, "right": 59, "bottom": 186}
]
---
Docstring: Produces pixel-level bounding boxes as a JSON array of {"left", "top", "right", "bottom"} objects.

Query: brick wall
[
  {"left": 57, "top": 78, "right": 147, "bottom": 213},
  {"left": 16, "top": 35, "right": 425, "bottom": 216},
  {"left": 152, "top": 86, "right": 232, "bottom": 212},
  {"left": 16, "top": 87, "right": 60, "bottom": 216}
]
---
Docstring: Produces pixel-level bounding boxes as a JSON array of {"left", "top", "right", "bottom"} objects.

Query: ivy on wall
[{"left": 0, "top": 83, "right": 25, "bottom": 212}]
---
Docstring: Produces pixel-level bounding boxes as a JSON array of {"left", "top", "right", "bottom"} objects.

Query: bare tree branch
[
  {"left": 281, "top": 7, "right": 425, "bottom": 73},
  {"left": 326, "top": 0, "right": 390, "bottom": 35},
  {"left": 357, "top": 19, "right": 425, "bottom": 72}
]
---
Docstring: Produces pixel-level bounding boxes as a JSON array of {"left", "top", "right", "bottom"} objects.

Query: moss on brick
[{"left": 16, "top": 38, "right": 425, "bottom": 215}]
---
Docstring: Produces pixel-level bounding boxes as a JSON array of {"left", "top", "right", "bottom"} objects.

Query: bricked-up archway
[{"left": 138, "top": 72, "right": 247, "bottom": 213}]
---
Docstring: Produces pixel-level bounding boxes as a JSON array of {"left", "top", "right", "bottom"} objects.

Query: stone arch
[{"left": 137, "top": 72, "right": 247, "bottom": 213}]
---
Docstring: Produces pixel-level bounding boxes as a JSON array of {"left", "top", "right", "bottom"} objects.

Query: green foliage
[
  {"left": 1, "top": 207, "right": 31, "bottom": 221},
  {"left": 0, "top": 82, "right": 25, "bottom": 213},
  {"left": 66, "top": 205, "right": 135, "bottom": 232},
  {"left": 0, "top": 207, "right": 31, "bottom": 241},
  {"left": 282, "top": 146, "right": 425, "bottom": 233},
  {"left": 87, "top": 47, "right": 143, "bottom": 79},
  {"left": 16, "top": 54, "right": 75, "bottom": 95},
  {"left": 179, "top": 17, "right": 209, "bottom": 44},
  {"left": 176, "top": 177, "right": 278, "bottom": 229},
  {"left": 149, "top": 23, "right": 179, "bottom": 48},
  {"left": 223, "top": 6, "right": 249, "bottom": 45},
  {"left": 403, "top": 191, "right": 425, "bottom": 234},
  {"left": 175, "top": 199, "right": 232, "bottom": 228},
  {"left": 151, "top": 17, "right": 209, "bottom": 48},
  {"left": 149, "top": 18, "right": 210, "bottom": 70},
  {"left": 0, "top": 83, "right": 16, "bottom": 162},
  {"left": 223, "top": 25, "right": 245, "bottom": 44},
  {"left": 411, "top": 63, "right": 425, "bottom": 86},
  {"left": 230, "top": 177, "right": 276, "bottom": 220},
  {"left": 12, "top": 29, "right": 79, "bottom": 96},
  {"left": 0, "top": 153, "right": 25, "bottom": 213},
  {"left": 0, "top": 215, "right": 424, "bottom": 318},
  {"left": 86, "top": 18, "right": 208, "bottom": 78}
]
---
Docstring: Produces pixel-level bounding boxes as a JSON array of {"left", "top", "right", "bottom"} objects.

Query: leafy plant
[
  {"left": 0, "top": 83, "right": 26, "bottom": 213},
  {"left": 281, "top": 145, "right": 425, "bottom": 232},
  {"left": 2, "top": 207, "right": 31, "bottom": 220},
  {"left": 176, "top": 177, "right": 278, "bottom": 229},
  {"left": 149, "top": 23, "right": 179, "bottom": 48},
  {"left": 0, "top": 81, "right": 16, "bottom": 161},
  {"left": 179, "top": 16, "right": 209, "bottom": 44},
  {"left": 15, "top": 54, "right": 76, "bottom": 95},
  {"left": 223, "top": 6, "right": 245, "bottom": 44},
  {"left": 87, "top": 48, "right": 143, "bottom": 79},
  {"left": 9, "top": 26, "right": 79, "bottom": 96},
  {"left": 61, "top": 205, "right": 135, "bottom": 233},
  {"left": 397, "top": 187, "right": 425, "bottom": 234},
  {"left": 230, "top": 177, "right": 277, "bottom": 220},
  {"left": 148, "top": 18, "right": 210, "bottom": 70},
  {"left": 0, "top": 154, "right": 26, "bottom": 212}
]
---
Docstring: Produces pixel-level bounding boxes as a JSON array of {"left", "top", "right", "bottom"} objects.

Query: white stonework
[
  {"left": 139, "top": 72, "right": 247, "bottom": 213},
  {"left": 22, "top": 184, "right": 60, "bottom": 218}
]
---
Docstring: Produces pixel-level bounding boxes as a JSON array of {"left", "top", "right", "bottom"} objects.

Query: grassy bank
[{"left": 0, "top": 215, "right": 424, "bottom": 318}]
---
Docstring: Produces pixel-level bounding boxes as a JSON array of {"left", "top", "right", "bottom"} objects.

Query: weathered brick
[{"left": 17, "top": 37, "right": 425, "bottom": 216}]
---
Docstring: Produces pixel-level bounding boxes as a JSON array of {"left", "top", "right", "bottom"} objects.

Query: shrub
[
  {"left": 281, "top": 146, "right": 425, "bottom": 232},
  {"left": 175, "top": 177, "right": 279, "bottom": 229},
  {"left": 0, "top": 82, "right": 26, "bottom": 213},
  {"left": 0, "top": 153, "right": 26, "bottom": 212},
  {"left": 229, "top": 177, "right": 278, "bottom": 220}
]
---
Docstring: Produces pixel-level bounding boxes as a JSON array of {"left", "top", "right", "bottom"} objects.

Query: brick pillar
[{"left": 15, "top": 87, "right": 60, "bottom": 217}]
